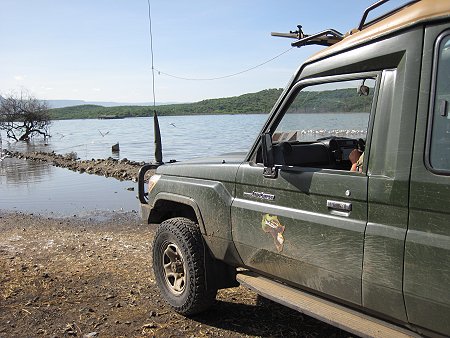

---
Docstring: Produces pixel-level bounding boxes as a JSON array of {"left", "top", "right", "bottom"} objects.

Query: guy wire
[
  {"left": 154, "top": 47, "right": 294, "bottom": 81},
  {"left": 145, "top": 1, "right": 295, "bottom": 83}
]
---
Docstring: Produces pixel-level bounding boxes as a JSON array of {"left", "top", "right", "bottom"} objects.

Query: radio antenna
[{"left": 147, "top": 0, "right": 163, "bottom": 164}]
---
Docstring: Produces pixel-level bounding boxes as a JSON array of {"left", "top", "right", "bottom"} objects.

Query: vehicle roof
[{"left": 307, "top": 0, "right": 450, "bottom": 63}]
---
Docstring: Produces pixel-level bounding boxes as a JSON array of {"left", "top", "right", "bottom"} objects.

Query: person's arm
[{"left": 349, "top": 149, "right": 362, "bottom": 171}]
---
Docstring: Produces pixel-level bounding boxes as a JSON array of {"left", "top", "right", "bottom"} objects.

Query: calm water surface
[
  {"left": 4, "top": 115, "right": 269, "bottom": 162},
  {"left": 0, "top": 157, "right": 137, "bottom": 217},
  {"left": 0, "top": 114, "right": 367, "bottom": 216}
]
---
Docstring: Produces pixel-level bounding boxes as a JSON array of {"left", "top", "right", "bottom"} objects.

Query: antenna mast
[{"left": 147, "top": 0, "right": 163, "bottom": 164}]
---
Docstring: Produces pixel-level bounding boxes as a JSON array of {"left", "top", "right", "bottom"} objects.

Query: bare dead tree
[{"left": 0, "top": 91, "right": 51, "bottom": 141}]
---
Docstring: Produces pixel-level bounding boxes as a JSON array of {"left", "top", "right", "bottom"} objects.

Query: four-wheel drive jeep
[{"left": 138, "top": 1, "right": 450, "bottom": 337}]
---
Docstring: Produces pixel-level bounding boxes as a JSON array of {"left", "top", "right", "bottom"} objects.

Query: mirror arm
[{"left": 261, "top": 133, "right": 278, "bottom": 178}]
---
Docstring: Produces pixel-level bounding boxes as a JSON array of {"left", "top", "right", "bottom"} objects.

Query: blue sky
[{"left": 1, "top": 1, "right": 389, "bottom": 103}]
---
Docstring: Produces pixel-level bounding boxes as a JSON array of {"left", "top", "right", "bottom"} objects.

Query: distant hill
[
  {"left": 49, "top": 89, "right": 284, "bottom": 120},
  {"left": 49, "top": 87, "right": 373, "bottom": 120},
  {"left": 45, "top": 99, "right": 164, "bottom": 109}
]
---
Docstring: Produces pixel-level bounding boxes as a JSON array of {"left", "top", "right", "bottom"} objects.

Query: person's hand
[{"left": 349, "top": 149, "right": 362, "bottom": 164}]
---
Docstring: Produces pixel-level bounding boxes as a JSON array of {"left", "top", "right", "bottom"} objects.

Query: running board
[{"left": 236, "top": 271, "right": 420, "bottom": 338}]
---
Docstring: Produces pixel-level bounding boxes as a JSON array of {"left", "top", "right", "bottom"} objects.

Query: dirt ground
[{"left": 0, "top": 211, "right": 353, "bottom": 338}]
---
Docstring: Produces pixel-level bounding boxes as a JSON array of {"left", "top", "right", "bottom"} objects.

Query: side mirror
[
  {"left": 357, "top": 84, "right": 370, "bottom": 96},
  {"left": 357, "top": 79, "right": 370, "bottom": 96},
  {"left": 261, "top": 133, "right": 277, "bottom": 178}
]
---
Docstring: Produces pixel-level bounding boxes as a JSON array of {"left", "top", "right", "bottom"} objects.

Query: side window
[
  {"left": 428, "top": 33, "right": 450, "bottom": 172},
  {"left": 269, "top": 78, "right": 375, "bottom": 171}
]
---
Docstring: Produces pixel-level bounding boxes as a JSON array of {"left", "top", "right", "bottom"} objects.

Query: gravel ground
[{"left": 0, "top": 211, "right": 353, "bottom": 338}]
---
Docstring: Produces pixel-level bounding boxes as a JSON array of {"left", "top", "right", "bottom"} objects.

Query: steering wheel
[
  {"left": 357, "top": 138, "right": 365, "bottom": 152},
  {"left": 327, "top": 137, "right": 343, "bottom": 162}
]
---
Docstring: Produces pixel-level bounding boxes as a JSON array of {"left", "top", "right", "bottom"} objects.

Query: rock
[
  {"left": 83, "top": 332, "right": 98, "bottom": 338},
  {"left": 6, "top": 150, "right": 153, "bottom": 184},
  {"left": 142, "top": 323, "right": 157, "bottom": 329}
]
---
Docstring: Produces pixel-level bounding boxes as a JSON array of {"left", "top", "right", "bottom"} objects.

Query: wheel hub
[
  {"left": 171, "top": 261, "right": 183, "bottom": 273},
  {"left": 162, "top": 242, "right": 186, "bottom": 295}
]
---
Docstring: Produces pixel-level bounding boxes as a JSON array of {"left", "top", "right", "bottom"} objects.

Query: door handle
[{"left": 327, "top": 200, "right": 352, "bottom": 212}]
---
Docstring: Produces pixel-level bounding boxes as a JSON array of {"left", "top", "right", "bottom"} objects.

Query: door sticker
[{"left": 261, "top": 214, "right": 285, "bottom": 252}]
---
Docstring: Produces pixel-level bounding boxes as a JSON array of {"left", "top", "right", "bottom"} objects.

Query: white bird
[
  {"left": 0, "top": 152, "right": 11, "bottom": 161},
  {"left": 98, "top": 130, "right": 110, "bottom": 137}
]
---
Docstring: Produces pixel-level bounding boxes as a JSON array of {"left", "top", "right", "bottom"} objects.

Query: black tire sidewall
[
  {"left": 152, "top": 217, "right": 217, "bottom": 315},
  {"left": 153, "top": 226, "right": 193, "bottom": 309}
]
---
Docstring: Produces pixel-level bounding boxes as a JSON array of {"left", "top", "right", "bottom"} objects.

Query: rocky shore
[{"left": 3, "top": 150, "right": 156, "bottom": 182}]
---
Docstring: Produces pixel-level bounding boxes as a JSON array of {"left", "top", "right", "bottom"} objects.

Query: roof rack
[
  {"left": 272, "top": 0, "right": 420, "bottom": 48},
  {"left": 358, "top": 0, "right": 419, "bottom": 30},
  {"left": 271, "top": 25, "right": 344, "bottom": 48}
]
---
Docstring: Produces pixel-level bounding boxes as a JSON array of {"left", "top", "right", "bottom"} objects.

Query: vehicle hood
[{"left": 156, "top": 152, "right": 246, "bottom": 182}]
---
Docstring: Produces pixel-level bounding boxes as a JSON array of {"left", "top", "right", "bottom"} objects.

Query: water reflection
[
  {"left": 0, "top": 157, "right": 52, "bottom": 185},
  {"left": 0, "top": 157, "right": 137, "bottom": 216}
]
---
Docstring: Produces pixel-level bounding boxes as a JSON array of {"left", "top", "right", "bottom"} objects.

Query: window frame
[
  {"left": 250, "top": 71, "right": 381, "bottom": 174},
  {"left": 425, "top": 30, "right": 450, "bottom": 175}
]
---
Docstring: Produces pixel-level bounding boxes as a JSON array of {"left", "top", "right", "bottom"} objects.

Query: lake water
[
  {"left": 3, "top": 114, "right": 269, "bottom": 162},
  {"left": 0, "top": 157, "right": 137, "bottom": 217},
  {"left": 0, "top": 113, "right": 368, "bottom": 216}
]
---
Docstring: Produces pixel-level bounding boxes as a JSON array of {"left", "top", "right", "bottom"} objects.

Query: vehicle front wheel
[{"left": 152, "top": 217, "right": 217, "bottom": 315}]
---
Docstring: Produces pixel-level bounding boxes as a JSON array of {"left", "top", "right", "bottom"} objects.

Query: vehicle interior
[
  {"left": 265, "top": 134, "right": 365, "bottom": 170},
  {"left": 255, "top": 78, "right": 374, "bottom": 171}
]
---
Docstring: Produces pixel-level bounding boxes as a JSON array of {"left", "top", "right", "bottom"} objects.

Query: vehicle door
[
  {"left": 231, "top": 75, "right": 376, "bottom": 305},
  {"left": 405, "top": 26, "right": 450, "bottom": 336}
]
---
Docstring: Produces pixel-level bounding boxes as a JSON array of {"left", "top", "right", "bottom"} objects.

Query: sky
[{"left": 1, "top": 1, "right": 401, "bottom": 104}]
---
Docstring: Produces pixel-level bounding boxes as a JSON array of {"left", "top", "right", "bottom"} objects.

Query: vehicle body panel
[
  {"left": 139, "top": 2, "right": 450, "bottom": 336},
  {"left": 232, "top": 164, "right": 367, "bottom": 305},
  {"left": 405, "top": 23, "right": 450, "bottom": 335}
]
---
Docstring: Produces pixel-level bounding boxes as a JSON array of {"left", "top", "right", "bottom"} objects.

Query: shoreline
[{"left": 3, "top": 150, "right": 156, "bottom": 182}]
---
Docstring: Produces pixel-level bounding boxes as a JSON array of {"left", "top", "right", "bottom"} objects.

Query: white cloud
[
  {"left": 92, "top": 88, "right": 101, "bottom": 92},
  {"left": 14, "top": 75, "right": 25, "bottom": 81}
]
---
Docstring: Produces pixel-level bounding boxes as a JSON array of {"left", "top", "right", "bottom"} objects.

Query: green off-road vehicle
[{"left": 138, "top": 1, "right": 450, "bottom": 336}]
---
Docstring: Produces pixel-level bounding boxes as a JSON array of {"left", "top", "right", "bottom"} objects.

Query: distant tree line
[
  {"left": 48, "top": 87, "right": 373, "bottom": 120},
  {"left": 49, "top": 89, "right": 284, "bottom": 120}
]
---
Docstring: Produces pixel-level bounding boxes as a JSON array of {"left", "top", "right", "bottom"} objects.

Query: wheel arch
[{"left": 148, "top": 192, "right": 206, "bottom": 234}]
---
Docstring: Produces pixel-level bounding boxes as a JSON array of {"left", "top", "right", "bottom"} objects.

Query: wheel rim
[{"left": 162, "top": 242, "right": 186, "bottom": 295}]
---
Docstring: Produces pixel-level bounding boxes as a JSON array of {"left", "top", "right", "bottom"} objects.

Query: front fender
[
  {"left": 146, "top": 175, "right": 243, "bottom": 265},
  {"left": 151, "top": 192, "right": 206, "bottom": 234},
  {"left": 148, "top": 175, "right": 234, "bottom": 240}
]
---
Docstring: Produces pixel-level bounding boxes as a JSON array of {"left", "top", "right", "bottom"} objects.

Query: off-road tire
[{"left": 152, "top": 217, "right": 217, "bottom": 315}]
